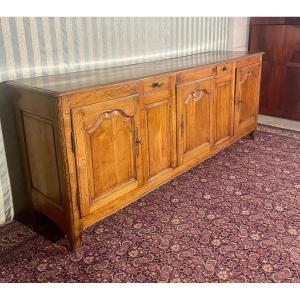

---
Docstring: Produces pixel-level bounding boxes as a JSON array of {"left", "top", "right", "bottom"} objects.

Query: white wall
[{"left": 228, "top": 17, "right": 250, "bottom": 51}]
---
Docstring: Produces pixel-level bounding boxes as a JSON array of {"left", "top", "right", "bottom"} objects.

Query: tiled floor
[{"left": 259, "top": 114, "right": 300, "bottom": 132}]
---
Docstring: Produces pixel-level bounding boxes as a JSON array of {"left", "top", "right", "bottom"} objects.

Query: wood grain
[
  {"left": 10, "top": 52, "right": 263, "bottom": 249},
  {"left": 234, "top": 63, "right": 262, "bottom": 135},
  {"left": 72, "top": 95, "right": 142, "bottom": 216},
  {"left": 249, "top": 21, "right": 300, "bottom": 120},
  {"left": 177, "top": 77, "right": 214, "bottom": 165},
  {"left": 7, "top": 51, "right": 262, "bottom": 96},
  {"left": 22, "top": 112, "right": 61, "bottom": 204},
  {"left": 214, "top": 71, "right": 235, "bottom": 148}
]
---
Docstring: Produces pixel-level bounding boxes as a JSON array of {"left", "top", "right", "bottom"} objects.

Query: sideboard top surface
[{"left": 7, "top": 51, "right": 262, "bottom": 96}]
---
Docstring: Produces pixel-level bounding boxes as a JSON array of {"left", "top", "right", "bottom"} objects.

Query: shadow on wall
[{"left": 0, "top": 83, "right": 29, "bottom": 217}]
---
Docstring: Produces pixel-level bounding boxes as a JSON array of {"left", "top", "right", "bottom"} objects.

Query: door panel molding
[
  {"left": 140, "top": 92, "right": 176, "bottom": 182},
  {"left": 214, "top": 76, "right": 235, "bottom": 148},
  {"left": 234, "top": 63, "right": 262, "bottom": 135},
  {"left": 177, "top": 77, "right": 214, "bottom": 165},
  {"left": 86, "top": 109, "right": 133, "bottom": 133},
  {"left": 71, "top": 95, "right": 142, "bottom": 216}
]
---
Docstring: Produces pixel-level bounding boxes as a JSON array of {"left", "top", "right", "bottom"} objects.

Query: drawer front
[
  {"left": 68, "top": 82, "right": 138, "bottom": 108},
  {"left": 142, "top": 76, "right": 170, "bottom": 94},
  {"left": 236, "top": 54, "right": 262, "bottom": 68},
  {"left": 216, "top": 63, "right": 234, "bottom": 75},
  {"left": 176, "top": 67, "right": 214, "bottom": 84}
]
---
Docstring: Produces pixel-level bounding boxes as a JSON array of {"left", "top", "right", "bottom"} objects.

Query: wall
[
  {"left": 0, "top": 17, "right": 244, "bottom": 224},
  {"left": 228, "top": 17, "right": 250, "bottom": 51},
  {"left": 0, "top": 121, "right": 13, "bottom": 223},
  {"left": 0, "top": 17, "right": 230, "bottom": 82}
]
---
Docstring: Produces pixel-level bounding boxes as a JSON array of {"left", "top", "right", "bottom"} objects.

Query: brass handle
[
  {"left": 135, "top": 127, "right": 142, "bottom": 157},
  {"left": 151, "top": 82, "right": 163, "bottom": 88}
]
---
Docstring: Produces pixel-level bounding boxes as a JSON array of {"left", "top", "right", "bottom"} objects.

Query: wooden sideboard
[{"left": 7, "top": 51, "right": 263, "bottom": 249}]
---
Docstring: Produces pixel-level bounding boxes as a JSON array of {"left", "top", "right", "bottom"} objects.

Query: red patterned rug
[{"left": 0, "top": 124, "right": 300, "bottom": 282}]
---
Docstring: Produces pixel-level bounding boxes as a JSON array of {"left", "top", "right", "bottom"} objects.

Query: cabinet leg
[
  {"left": 248, "top": 130, "right": 256, "bottom": 140},
  {"left": 69, "top": 232, "right": 82, "bottom": 251},
  {"left": 29, "top": 210, "right": 38, "bottom": 227},
  {"left": 28, "top": 209, "right": 42, "bottom": 229}
]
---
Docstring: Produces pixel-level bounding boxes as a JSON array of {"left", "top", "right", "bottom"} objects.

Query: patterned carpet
[{"left": 0, "top": 125, "right": 300, "bottom": 282}]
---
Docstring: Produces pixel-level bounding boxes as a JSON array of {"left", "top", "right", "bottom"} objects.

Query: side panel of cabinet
[
  {"left": 234, "top": 63, "right": 262, "bottom": 136},
  {"left": 72, "top": 95, "right": 143, "bottom": 216},
  {"left": 12, "top": 89, "right": 70, "bottom": 234},
  {"left": 177, "top": 77, "right": 214, "bottom": 165},
  {"left": 214, "top": 74, "right": 235, "bottom": 147},
  {"left": 140, "top": 90, "right": 176, "bottom": 182}
]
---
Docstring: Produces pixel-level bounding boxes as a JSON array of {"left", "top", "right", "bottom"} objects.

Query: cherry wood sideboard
[{"left": 7, "top": 51, "right": 263, "bottom": 249}]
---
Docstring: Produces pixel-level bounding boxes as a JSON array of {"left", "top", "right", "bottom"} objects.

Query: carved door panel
[
  {"left": 177, "top": 77, "right": 214, "bottom": 165},
  {"left": 235, "top": 63, "right": 262, "bottom": 135},
  {"left": 140, "top": 94, "right": 177, "bottom": 182},
  {"left": 214, "top": 74, "right": 235, "bottom": 148},
  {"left": 72, "top": 95, "right": 142, "bottom": 216}
]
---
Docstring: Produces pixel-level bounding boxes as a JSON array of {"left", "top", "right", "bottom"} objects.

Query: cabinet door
[
  {"left": 214, "top": 74, "right": 235, "bottom": 148},
  {"left": 235, "top": 63, "right": 261, "bottom": 135},
  {"left": 177, "top": 77, "right": 214, "bottom": 165},
  {"left": 72, "top": 95, "right": 142, "bottom": 216},
  {"left": 140, "top": 93, "right": 176, "bottom": 182}
]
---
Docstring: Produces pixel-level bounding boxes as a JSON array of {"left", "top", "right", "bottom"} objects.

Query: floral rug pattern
[{"left": 0, "top": 124, "right": 300, "bottom": 282}]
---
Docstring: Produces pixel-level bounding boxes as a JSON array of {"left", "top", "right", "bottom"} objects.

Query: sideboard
[{"left": 7, "top": 51, "right": 263, "bottom": 249}]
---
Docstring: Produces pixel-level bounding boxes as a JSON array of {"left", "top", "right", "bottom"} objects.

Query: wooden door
[
  {"left": 249, "top": 23, "right": 300, "bottom": 120},
  {"left": 234, "top": 63, "right": 261, "bottom": 135},
  {"left": 214, "top": 73, "right": 235, "bottom": 148},
  {"left": 249, "top": 25, "right": 286, "bottom": 117},
  {"left": 140, "top": 93, "right": 176, "bottom": 182},
  {"left": 177, "top": 77, "right": 214, "bottom": 165},
  {"left": 72, "top": 95, "right": 142, "bottom": 216}
]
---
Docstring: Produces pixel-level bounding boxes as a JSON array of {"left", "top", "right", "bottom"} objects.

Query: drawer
[
  {"left": 216, "top": 63, "right": 234, "bottom": 75},
  {"left": 176, "top": 67, "right": 213, "bottom": 84},
  {"left": 68, "top": 82, "right": 138, "bottom": 108},
  {"left": 142, "top": 76, "right": 170, "bottom": 94},
  {"left": 236, "top": 54, "right": 262, "bottom": 68},
  {"left": 141, "top": 88, "right": 171, "bottom": 104}
]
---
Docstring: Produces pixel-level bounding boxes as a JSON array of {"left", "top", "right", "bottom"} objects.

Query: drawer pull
[
  {"left": 151, "top": 82, "right": 163, "bottom": 88},
  {"left": 222, "top": 66, "right": 229, "bottom": 72}
]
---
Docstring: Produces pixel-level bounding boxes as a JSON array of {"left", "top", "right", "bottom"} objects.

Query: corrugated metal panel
[{"left": 0, "top": 17, "right": 230, "bottom": 224}]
